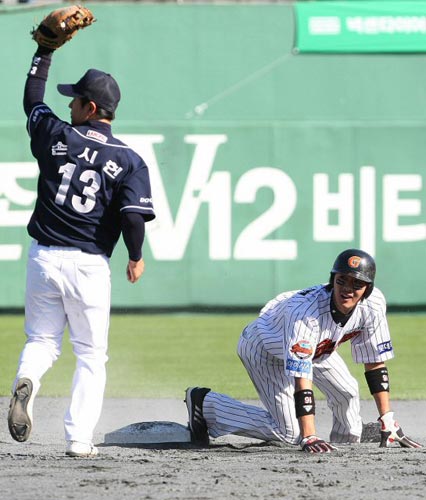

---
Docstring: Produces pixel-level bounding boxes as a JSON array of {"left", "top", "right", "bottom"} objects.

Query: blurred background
[{"left": 1, "top": 0, "right": 425, "bottom": 312}]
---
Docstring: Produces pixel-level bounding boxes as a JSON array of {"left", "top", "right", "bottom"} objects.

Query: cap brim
[{"left": 57, "top": 84, "right": 83, "bottom": 98}]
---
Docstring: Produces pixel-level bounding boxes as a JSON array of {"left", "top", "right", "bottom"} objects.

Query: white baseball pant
[
  {"left": 13, "top": 240, "right": 111, "bottom": 445},
  {"left": 203, "top": 322, "right": 362, "bottom": 444}
]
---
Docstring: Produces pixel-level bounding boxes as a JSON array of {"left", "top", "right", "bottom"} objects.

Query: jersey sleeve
[
  {"left": 350, "top": 289, "right": 395, "bottom": 364},
  {"left": 27, "top": 103, "right": 65, "bottom": 159},
  {"left": 118, "top": 156, "right": 155, "bottom": 222}
]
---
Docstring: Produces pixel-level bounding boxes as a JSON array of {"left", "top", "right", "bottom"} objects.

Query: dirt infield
[{"left": 1, "top": 397, "right": 425, "bottom": 499}]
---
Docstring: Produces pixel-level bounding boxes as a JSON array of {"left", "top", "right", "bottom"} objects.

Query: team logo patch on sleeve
[
  {"left": 377, "top": 341, "right": 393, "bottom": 355},
  {"left": 290, "top": 340, "right": 313, "bottom": 360},
  {"left": 30, "top": 105, "right": 51, "bottom": 124},
  {"left": 286, "top": 358, "right": 311, "bottom": 374}
]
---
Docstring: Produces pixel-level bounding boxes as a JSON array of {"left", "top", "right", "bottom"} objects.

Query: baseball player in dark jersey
[
  {"left": 185, "top": 249, "right": 422, "bottom": 453},
  {"left": 7, "top": 43, "right": 155, "bottom": 457}
]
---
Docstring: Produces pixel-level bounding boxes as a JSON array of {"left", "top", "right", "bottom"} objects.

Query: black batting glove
[
  {"left": 300, "top": 435, "right": 338, "bottom": 453},
  {"left": 379, "top": 412, "right": 422, "bottom": 448}
]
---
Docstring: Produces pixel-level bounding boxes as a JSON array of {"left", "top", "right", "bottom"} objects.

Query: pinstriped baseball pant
[{"left": 203, "top": 322, "right": 363, "bottom": 444}]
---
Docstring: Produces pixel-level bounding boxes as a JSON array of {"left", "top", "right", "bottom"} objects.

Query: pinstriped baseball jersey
[{"left": 255, "top": 284, "right": 394, "bottom": 380}]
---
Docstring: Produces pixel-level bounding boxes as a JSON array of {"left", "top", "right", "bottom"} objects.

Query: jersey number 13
[{"left": 55, "top": 162, "right": 101, "bottom": 214}]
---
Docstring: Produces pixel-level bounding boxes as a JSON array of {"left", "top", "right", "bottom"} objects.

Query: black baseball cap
[{"left": 57, "top": 69, "right": 121, "bottom": 113}]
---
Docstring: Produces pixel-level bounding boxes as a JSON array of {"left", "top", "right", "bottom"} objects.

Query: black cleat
[
  {"left": 184, "top": 387, "right": 211, "bottom": 446},
  {"left": 361, "top": 421, "right": 381, "bottom": 443},
  {"left": 8, "top": 378, "right": 34, "bottom": 442}
]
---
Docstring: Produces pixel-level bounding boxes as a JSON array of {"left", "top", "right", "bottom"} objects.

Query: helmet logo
[{"left": 348, "top": 256, "right": 361, "bottom": 268}]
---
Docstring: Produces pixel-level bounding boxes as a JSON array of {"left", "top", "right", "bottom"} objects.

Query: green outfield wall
[{"left": 0, "top": 2, "right": 425, "bottom": 308}]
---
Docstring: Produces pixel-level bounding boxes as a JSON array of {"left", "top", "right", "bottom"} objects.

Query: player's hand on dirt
[
  {"left": 126, "top": 258, "right": 145, "bottom": 283},
  {"left": 300, "top": 435, "right": 337, "bottom": 453},
  {"left": 378, "top": 412, "right": 422, "bottom": 448}
]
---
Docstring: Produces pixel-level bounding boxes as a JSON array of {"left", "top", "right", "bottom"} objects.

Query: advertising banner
[
  {"left": 1, "top": 3, "right": 425, "bottom": 308},
  {"left": 295, "top": 1, "right": 426, "bottom": 52}
]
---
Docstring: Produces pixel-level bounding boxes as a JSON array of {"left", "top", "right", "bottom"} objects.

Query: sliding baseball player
[{"left": 186, "top": 249, "right": 421, "bottom": 452}]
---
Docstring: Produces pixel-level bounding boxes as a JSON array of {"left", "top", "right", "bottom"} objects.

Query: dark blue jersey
[{"left": 26, "top": 103, "right": 155, "bottom": 257}]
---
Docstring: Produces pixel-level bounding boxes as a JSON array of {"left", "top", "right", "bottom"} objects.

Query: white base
[{"left": 104, "top": 421, "right": 191, "bottom": 445}]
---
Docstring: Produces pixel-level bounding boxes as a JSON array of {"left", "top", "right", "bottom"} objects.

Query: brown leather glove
[{"left": 31, "top": 5, "right": 95, "bottom": 50}]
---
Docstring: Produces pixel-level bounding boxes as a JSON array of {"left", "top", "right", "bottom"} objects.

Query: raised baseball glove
[{"left": 31, "top": 5, "right": 95, "bottom": 50}]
